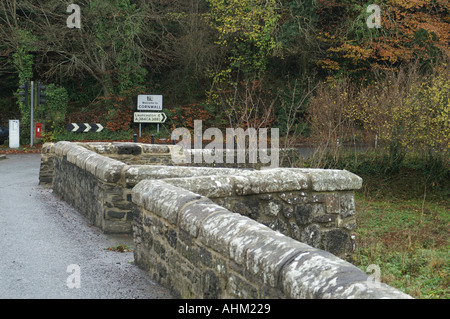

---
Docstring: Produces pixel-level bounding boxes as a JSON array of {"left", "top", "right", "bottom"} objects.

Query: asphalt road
[{"left": 0, "top": 153, "right": 173, "bottom": 299}]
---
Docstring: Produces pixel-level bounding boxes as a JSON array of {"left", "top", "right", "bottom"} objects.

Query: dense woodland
[{"left": 0, "top": 0, "right": 448, "bottom": 157}]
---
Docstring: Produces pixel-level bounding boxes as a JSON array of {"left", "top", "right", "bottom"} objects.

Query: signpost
[
  {"left": 135, "top": 94, "right": 165, "bottom": 137},
  {"left": 137, "top": 95, "right": 163, "bottom": 111},
  {"left": 133, "top": 112, "right": 167, "bottom": 123}
]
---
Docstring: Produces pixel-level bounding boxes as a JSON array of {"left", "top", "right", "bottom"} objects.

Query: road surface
[{"left": 0, "top": 153, "right": 173, "bottom": 299}]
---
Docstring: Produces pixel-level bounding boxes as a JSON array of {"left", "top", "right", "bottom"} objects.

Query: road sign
[
  {"left": 67, "top": 123, "right": 104, "bottom": 133},
  {"left": 137, "top": 95, "right": 163, "bottom": 111},
  {"left": 134, "top": 112, "right": 167, "bottom": 123}
]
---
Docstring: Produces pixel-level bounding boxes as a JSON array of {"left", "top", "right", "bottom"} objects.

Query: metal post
[
  {"left": 30, "top": 81, "right": 34, "bottom": 147},
  {"left": 133, "top": 133, "right": 137, "bottom": 143},
  {"left": 151, "top": 134, "right": 154, "bottom": 144}
]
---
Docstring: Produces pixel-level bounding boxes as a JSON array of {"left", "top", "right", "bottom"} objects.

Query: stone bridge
[{"left": 38, "top": 141, "right": 412, "bottom": 299}]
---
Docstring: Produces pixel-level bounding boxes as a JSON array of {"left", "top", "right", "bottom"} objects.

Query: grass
[
  {"left": 106, "top": 244, "right": 133, "bottom": 252},
  {"left": 350, "top": 174, "right": 449, "bottom": 299},
  {"left": 300, "top": 148, "right": 449, "bottom": 298}
]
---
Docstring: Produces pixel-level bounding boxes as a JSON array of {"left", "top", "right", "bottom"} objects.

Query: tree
[
  {"left": 0, "top": 0, "right": 173, "bottom": 133},
  {"left": 315, "top": 0, "right": 450, "bottom": 80},
  {"left": 205, "top": 0, "right": 280, "bottom": 128},
  {"left": 41, "top": 0, "right": 149, "bottom": 97},
  {"left": 0, "top": 0, "right": 38, "bottom": 141}
]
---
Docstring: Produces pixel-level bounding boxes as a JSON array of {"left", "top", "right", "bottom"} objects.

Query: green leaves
[
  {"left": 205, "top": 0, "right": 281, "bottom": 126},
  {"left": 35, "top": 83, "right": 69, "bottom": 129},
  {"left": 206, "top": 0, "right": 280, "bottom": 78}
]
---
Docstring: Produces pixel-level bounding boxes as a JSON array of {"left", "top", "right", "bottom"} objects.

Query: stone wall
[
  {"left": 39, "top": 141, "right": 412, "bottom": 298},
  {"left": 41, "top": 141, "right": 360, "bottom": 257},
  {"left": 45, "top": 141, "right": 242, "bottom": 233},
  {"left": 131, "top": 179, "right": 411, "bottom": 299},
  {"left": 39, "top": 142, "right": 56, "bottom": 185},
  {"left": 161, "top": 169, "right": 361, "bottom": 258}
]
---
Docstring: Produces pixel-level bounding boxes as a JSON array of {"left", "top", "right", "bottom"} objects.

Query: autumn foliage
[
  {"left": 103, "top": 87, "right": 146, "bottom": 132},
  {"left": 316, "top": 0, "right": 449, "bottom": 78},
  {"left": 307, "top": 60, "right": 450, "bottom": 161},
  {"left": 167, "top": 103, "right": 214, "bottom": 131}
]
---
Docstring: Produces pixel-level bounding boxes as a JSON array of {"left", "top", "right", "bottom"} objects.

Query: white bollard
[{"left": 9, "top": 120, "right": 20, "bottom": 149}]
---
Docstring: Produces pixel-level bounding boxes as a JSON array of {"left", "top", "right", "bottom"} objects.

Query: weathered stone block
[
  {"left": 227, "top": 273, "right": 258, "bottom": 298},
  {"left": 164, "top": 175, "right": 235, "bottom": 198},
  {"left": 244, "top": 234, "right": 307, "bottom": 288},
  {"left": 202, "top": 270, "right": 222, "bottom": 299},
  {"left": 199, "top": 212, "right": 253, "bottom": 256},
  {"left": 289, "top": 168, "right": 363, "bottom": 191},
  {"left": 228, "top": 221, "right": 276, "bottom": 265},
  {"left": 132, "top": 180, "right": 202, "bottom": 225},
  {"left": 321, "top": 229, "right": 351, "bottom": 256},
  {"left": 325, "top": 193, "right": 340, "bottom": 214},
  {"left": 115, "top": 143, "right": 142, "bottom": 155},
  {"left": 107, "top": 211, "right": 125, "bottom": 219},
  {"left": 179, "top": 200, "right": 228, "bottom": 237},
  {"left": 279, "top": 192, "right": 308, "bottom": 205},
  {"left": 312, "top": 213, "right": 337, "bottom": 224},
  {"left": 294, "top": 204, "right": 313, "bottom": 225},
  {"left": 340, "top": 193, "right": 356, "bottom": 218},
  {"left": 280, "top": 249, "right": 411, "bottom": 299},
  {"left": 299, "top": 224, "right": 321, "bottom": 247},
  {"left": 142, "top": 144, "right": 171, "bottom": 154},
  {"left": 234, "top": 169, "right": 310, "bottom": 195}
]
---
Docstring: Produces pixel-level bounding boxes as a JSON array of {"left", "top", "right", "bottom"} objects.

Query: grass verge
[{"left": 350, "top": 176, "right": 449, "bottom": 299}]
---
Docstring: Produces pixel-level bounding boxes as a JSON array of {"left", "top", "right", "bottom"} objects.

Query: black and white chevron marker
[{"left": 67, "top": 123, "right": 104, "bottom": 133}]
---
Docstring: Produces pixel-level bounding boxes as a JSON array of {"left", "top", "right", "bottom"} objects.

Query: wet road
[{"left": 0, "top": 153, "right": 173, "bottom": 299}]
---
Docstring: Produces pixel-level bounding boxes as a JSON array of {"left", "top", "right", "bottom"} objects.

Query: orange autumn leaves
[
  {"left": 316, "top": 0, "right": 450, "bottom": 76},
  {"left": 167, "top": 104, "right": 214, "bottom": 131}
]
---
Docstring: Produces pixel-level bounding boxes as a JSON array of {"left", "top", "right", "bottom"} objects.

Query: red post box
[{"left": 36, "top": 122, "right": 42, "bottom": 138}]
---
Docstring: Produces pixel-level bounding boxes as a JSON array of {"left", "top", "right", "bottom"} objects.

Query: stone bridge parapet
[{"left": 39, "top": 141, "right": 412, "bottom": 299}]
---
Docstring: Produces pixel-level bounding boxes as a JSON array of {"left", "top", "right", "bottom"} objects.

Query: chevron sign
[{"left": 67, "top": 123, "right": 104, "bottom": 133}]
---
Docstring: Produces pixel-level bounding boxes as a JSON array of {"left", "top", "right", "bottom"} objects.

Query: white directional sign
[
  {"left": 137, "top": 95, "right": 163, "bottom": 111},
  {"left": 67, "top": 123, "right": 104, "bottom": 133},
  {"left": 134, "top": 112, "right": 167, "bottom": 123}
]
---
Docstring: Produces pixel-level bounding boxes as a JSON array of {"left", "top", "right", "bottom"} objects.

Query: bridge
[{"left": 39, "top": 141, "right": 412, "bottom": 299}]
